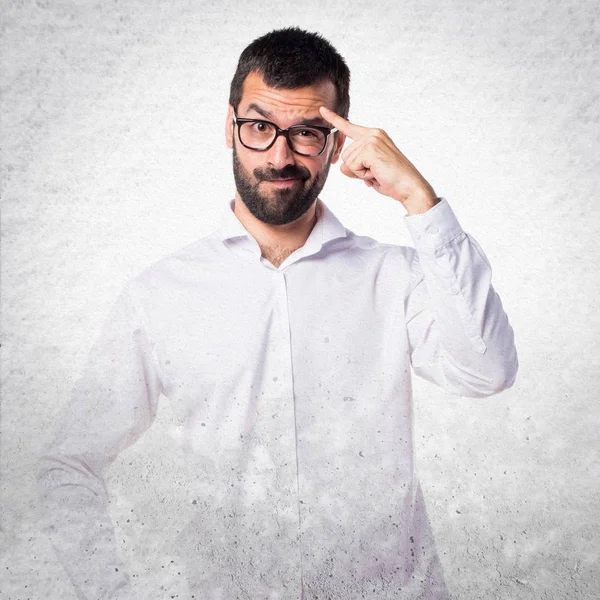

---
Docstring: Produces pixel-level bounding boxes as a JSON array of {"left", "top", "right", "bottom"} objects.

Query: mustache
[{"left": 254, "top": 164, "right": 311, "bottom": 182}]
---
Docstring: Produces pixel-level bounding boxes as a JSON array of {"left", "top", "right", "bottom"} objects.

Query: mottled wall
[{"left": 1, "top": 0, "right": 599, "bottom": 598}]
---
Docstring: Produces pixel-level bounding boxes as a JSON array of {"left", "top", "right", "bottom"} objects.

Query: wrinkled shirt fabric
[{"left": 38, "top": 197, "right": 518, "bottom": 600}]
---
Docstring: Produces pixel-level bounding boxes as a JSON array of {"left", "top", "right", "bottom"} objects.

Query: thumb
[{"left": 340, "top": 162, "right": 358, "bottom": 179}]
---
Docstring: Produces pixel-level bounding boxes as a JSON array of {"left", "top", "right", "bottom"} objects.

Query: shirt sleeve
[
  {"left": 403, "top": 198, "right": 518, "bottom": 398},
  {"left": 36, "top": 284, "right": 163, "bottom": 600}
]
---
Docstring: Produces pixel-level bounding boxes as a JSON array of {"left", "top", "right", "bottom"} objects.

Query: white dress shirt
[{"left": 38, "top": 197, "right": 518, "bottom": 600}]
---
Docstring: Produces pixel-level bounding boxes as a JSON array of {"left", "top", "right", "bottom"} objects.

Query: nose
[{"left": 266, "top": 132, "right": 296, "bottom": 169}]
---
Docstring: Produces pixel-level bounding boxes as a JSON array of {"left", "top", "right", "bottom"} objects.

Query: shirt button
[{"left": 427, "top": 226, "right": 439, "bottom": 235}]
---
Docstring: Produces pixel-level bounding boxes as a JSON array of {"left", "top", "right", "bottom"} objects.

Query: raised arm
[
  {"left": 318, "top": 106, "right": 517, "bottom": 397},
  {"left": 404, "top": 199, "right": 518, "bottom": 397}
]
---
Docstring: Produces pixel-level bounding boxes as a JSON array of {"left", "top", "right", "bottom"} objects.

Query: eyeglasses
[{"left": 233, "top": 111, "right": 338, "bottom": 157}]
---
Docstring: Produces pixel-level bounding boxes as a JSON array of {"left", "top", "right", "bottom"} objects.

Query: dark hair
[{"left": 229, "top": 27, "right": 350, "bottom": 118}]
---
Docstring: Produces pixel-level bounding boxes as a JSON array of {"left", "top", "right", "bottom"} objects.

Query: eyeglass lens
[{"left": 239, "top": 121, "right": 327, "bottom": 155}]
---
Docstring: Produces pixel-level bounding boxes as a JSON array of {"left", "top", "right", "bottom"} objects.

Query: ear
[
  {"left": 225, "top": 104, "right": 234, "bottom": 149},
  {"left": 330, "top": 132, "right": 346, "bottom": 164}
]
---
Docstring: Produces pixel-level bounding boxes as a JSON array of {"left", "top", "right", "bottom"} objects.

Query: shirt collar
[{"left": 215, "top": 198, "right": 348, "bottom": 250}]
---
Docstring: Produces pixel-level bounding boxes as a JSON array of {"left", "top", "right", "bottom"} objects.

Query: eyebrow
[{"left": 245, "top": 102, "right": 330, "bottom": 128}]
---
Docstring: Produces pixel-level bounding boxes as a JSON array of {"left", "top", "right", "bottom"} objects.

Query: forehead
[{"left": 239, "top": 71, "right": 337, "bottom": 122}]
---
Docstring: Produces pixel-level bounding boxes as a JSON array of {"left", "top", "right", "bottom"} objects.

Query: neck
[{"left": 233, "top": 194, "right": 319, "bottom": 265}]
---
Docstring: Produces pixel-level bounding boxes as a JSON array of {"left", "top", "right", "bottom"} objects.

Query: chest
[{"left": 144, "top": 252, "right": 412, "bottom": 404}]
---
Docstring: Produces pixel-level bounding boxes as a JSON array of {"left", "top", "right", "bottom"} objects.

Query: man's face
[{"left": 225, "top": 72, "right": 345, "bottom": 225}]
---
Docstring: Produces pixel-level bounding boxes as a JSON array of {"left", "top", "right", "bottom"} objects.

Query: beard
[{"left": 232, "top": 144, "right": 331, "bottom": 225}]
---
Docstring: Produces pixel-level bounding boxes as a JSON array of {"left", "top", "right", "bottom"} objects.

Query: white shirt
[{"left": 38, "top": 197, "right": 518, "bottom": 600}]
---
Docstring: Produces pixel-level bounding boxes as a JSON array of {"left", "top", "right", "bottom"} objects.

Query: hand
[{"left": 320, "top": 106, "right": 439, "bottom": 215}]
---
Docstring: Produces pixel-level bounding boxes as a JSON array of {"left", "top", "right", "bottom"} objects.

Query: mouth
[{"left": 262, "top": 177, "right": 302, "bottom": 188}]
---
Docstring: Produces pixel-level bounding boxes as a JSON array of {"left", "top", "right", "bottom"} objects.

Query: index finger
[{"left": 319, "top": 106, "right": 367, "bottom": 140}]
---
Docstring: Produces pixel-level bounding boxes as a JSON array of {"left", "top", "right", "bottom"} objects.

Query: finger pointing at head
[{"left": 319, "top": 106, "right": 366, "bottom": 140}]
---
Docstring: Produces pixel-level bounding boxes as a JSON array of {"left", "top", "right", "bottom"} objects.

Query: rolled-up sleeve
[
  {"left": 36, "top": 284, "right": 162, "bottom": 600},
  {"left": 404, "top": 198, "right": 518, "bottom": 398}
]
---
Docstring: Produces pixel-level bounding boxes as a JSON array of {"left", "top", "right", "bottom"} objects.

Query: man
[{"left": 38, "top": 27, "right": 518, "bottom": 600}]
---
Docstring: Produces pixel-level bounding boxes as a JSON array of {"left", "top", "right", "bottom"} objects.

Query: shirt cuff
[{"left": 403, "top": 197, "right": 464, "bottom": 254}]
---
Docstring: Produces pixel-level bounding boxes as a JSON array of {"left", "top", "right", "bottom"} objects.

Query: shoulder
[
  {"left": 343, "top": 228, "right": 417, "bottom": 265},
  {"left": 332, "top": 228, "right": 418, "bottom": 292},
  {"left": 124, "top": 233, "right": 222, "bottom": 301}
]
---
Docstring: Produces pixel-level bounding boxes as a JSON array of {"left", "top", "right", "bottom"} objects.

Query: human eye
[
  {"left": 295, "top": 127, "right": 320, "bottom": 139},
  {"left": 251, "top": 121, "right": 272, "bottom": 134}
]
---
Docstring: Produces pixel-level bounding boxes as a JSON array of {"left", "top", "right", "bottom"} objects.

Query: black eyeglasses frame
[{"left": 233, "top": 111, "right": 338, "bottom": 157}]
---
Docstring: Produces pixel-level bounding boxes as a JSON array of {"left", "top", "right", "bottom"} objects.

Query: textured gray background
[{"left": 1, "top": 0, "right": 599, "bottom": 598}]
